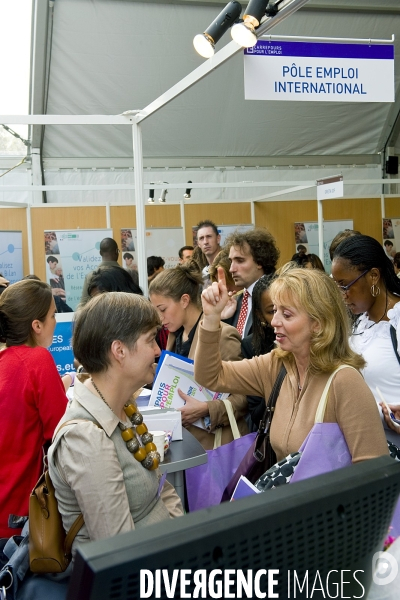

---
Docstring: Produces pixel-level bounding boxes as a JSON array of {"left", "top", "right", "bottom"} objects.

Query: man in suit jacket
[{"left": 224, "top": 228, "right": 280, "bottom": 338}]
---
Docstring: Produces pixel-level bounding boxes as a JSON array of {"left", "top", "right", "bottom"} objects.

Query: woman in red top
[{"left": 0, "top": 279, "right": 67, "bottom": 537}]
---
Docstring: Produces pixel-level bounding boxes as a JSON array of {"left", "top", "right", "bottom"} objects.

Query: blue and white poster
[
  {"left": 44, "top": 228, "right": 112, "bottom": 310},
  {"left": 48, "top": 313, "right": 75, "bottom": 376},
  {"left": 294, "top": 220, "right": 353, "bottom": 273},
  {"left": 0, "top": 230, "right": 23, "bottom": 283},
  {"left": 244, "top": 41, "right": 394, "bottom": 103}
]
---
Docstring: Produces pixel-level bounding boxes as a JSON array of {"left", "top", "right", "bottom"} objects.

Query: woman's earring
[
  {"left": 370, "top": 284, "right": 381, "bottom": 298},
  {"left": 260, "top": 321, "right": 267, "bottom": 327}
]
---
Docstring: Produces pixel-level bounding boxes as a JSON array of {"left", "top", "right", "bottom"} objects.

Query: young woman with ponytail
[{"left": 149, "top": 263, "right": 248, "bottom": 449}]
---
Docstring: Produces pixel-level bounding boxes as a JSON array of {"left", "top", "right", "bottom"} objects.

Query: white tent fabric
[{"left": 42, "top": 0, "right": 400, "bottom": 163}]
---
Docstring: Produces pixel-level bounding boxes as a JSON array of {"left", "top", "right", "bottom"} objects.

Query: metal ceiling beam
[
  {"left": 376, "top": 82, "right": 400, "bottom": 153},
  {"left": 135, "top": 0, "right": 311, "bottom": 124},
  {"left": 35, "top": 155, "right": 381, "bottom": 170},
  {"left": 123, "top": 0, "right": 400, "bottom": 13}
]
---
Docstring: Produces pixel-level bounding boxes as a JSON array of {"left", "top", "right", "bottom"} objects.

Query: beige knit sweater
[{"left": 194, "top": 324, "right": 389, "bottom": 462}]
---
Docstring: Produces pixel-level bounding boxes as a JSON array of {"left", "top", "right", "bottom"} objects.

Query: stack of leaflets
[{"left": 150, "top": 351, "right": 230, "bottom": 430}]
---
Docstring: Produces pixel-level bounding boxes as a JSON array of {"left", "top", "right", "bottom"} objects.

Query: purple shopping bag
[
  {"left": 290, "top": 422, "right": 352, "bottom": 484},
  {"left": 185, "top": 433, "right": 257, "bottom": 512}
]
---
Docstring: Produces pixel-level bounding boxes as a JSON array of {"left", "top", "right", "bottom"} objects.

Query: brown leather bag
[
  {"left": 29, "top": 470, "right": 84, "bottom": 573},
  {"left": 29, "top": 419, "right": 94, "bottom": 573}
]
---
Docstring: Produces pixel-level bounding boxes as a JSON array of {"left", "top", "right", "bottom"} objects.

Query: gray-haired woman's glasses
[{"left": 336, "top": 269, "right": 369, "bottom": 295}]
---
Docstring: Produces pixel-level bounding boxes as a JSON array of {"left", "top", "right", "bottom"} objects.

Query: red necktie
[{"left": 236, "top": 290, "right": 250, "bottom": 337}]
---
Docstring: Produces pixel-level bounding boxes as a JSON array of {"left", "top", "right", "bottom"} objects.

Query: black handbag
[{"left": 221, "top": 364, "right": 287, "bottom": 502}]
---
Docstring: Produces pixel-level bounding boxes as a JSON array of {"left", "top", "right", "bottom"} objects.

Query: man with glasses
[{"left": 80, "top": 237, "right": 122, "bottom": 304}]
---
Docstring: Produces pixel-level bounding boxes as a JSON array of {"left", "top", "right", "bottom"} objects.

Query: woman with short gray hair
[{"left": 48, "top": 292, "right": 183, "bottom": 558}]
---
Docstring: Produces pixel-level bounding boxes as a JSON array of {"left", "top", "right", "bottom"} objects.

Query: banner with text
[
  {"left": 244, "top": 41, "right": 394, "bottom": 103},
  {"left": 0, "top": 230, "right": 23, "bottom": 283},
  {"left": 294, "top": 220, "right": 353, "bottom": 272},
  {"left": 48, "top": 313, "right": 75, "bottom": 376},
  {"left": 44, "top": 229, "right": 112, "bottom": 310}
]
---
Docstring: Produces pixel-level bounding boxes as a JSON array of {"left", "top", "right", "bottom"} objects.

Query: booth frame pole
[
  {"left": 317, "top": 198, "right": 324, "bottom": 262},
  {"left": 251, "top": 201, "right": 256, "bottom": 226},
  {"left": 132, "top": 122, "right": 148, "bottom": 297},
  {"left": 26, "top": 205, "right": 34, "bottom": 274},
  {"left": 180, "top": 200, "right": 186, "bottom": 240}
]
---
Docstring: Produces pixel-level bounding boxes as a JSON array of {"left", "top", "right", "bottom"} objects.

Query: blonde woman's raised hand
[{"left": 201, "top": 267, "right": 229, "bottom": 329}]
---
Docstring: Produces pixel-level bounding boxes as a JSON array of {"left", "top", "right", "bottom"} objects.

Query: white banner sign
[
  {"left": 317, "top": 175, "right": 344, "bottom": 201},
  {"left": 44, "top": 229, "right": 112, "bottom": 310},
  {"left": 294, "top": 220, "right": 353, "bottom": 273},
  {"left": 121, "top": 228, "right": 185, "bottom": 270},
  {"left": 244, "top": 40, "right": 394, "bottom": 103},
  {"left": 0, "top": 230, "right": 23, "bottom": 283}
]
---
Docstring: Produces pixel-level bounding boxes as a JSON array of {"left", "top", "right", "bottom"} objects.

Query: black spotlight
[
  {"left": 231, "top": 0, "right": 278, "bottom": 48},
  {"left": 148, "top": 185, "right": 155, "bottom": 204},
  {"left": 184, "top": 181, "right": 192, "bottom": 199},
  {"left": 193, "top": 1, "right": 242, "bottom": 58}
]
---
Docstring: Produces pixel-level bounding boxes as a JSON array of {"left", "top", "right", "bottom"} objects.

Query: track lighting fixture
[
  {"left": 184, "top": 181, "right": 192, "bottom": 199},
  {"left": 159, "top": 186, "right": 168, "bottom": 203},
  {"left": 193, "top": 1, "right": 242, "bottom": 59},
  {"left": 148, "top": 185, "right": 155, "bottom": 204},
  {"left": 231, "top": 0, "right": 279, "bottom": 48}
]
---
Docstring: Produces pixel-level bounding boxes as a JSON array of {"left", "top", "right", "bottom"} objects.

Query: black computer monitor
[{"left": 68, "top": 456, "right": 400, "bottom": 600}]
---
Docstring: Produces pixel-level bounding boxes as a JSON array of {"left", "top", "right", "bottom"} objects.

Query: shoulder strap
[
  {"left": 390, "top": 325, "right": 400, "bottom": 366},
  {"left": 258, "top": 364, "right": 287, "bottom": 434},
  {"left": 213, "top": 399, "right": 241, "bottom": 449},
  {"left": 314, "top": 365, "right": 358, "bottom": 423},
  {"left": 64, "top": 513, "right": 85, "bottom": 558}
]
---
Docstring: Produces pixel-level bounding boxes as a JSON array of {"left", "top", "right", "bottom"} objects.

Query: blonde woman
[{"left": 195, "top": 267, "right": 388, "bottom": 463}]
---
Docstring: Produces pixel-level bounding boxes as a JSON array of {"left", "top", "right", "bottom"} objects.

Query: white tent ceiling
[{"left": 27, "top": 0, "right": 400, "bottom": 170}]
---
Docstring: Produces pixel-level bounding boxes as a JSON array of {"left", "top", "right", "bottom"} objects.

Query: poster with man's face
[{"left": 382, "top": 219, "right": 398, "bottom": 261}]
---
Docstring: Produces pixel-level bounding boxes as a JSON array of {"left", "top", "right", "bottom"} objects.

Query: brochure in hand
[{"left": 150, "top": 351, "right": 229, "bottom": 430}]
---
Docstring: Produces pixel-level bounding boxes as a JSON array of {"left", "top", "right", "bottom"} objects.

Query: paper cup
[{"left": 150, "top": 430, "right": 165, "bottom": 463}]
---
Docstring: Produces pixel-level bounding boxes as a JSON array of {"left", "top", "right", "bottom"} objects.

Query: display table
[{"left": 159, "top": 428, "right": 207, "bottom": 504}]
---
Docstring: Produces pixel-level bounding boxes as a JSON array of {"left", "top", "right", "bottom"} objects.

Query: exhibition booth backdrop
[{"left": 1, "top": 195, "right": 400, "bottom": 282}]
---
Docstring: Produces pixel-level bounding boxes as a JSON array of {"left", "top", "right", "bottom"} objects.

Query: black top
[{"left": 174, "top": 313, "right": 202, "bottom": 358}]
